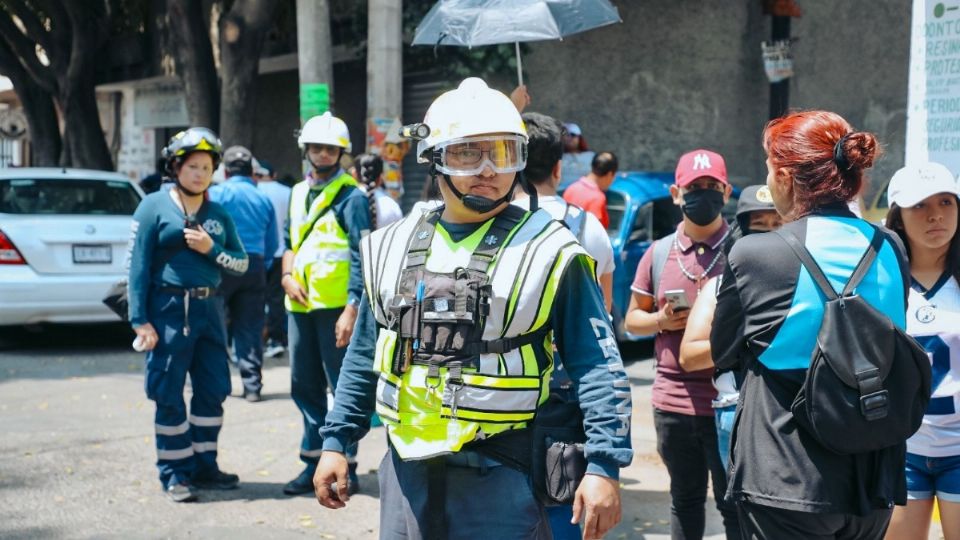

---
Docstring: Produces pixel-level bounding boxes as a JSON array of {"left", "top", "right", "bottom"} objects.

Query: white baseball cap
[{"left": 887, "top": 162, "right": 959, "bottom": 208}]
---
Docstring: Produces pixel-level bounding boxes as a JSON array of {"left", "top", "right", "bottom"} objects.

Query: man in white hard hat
[
  {"left": 312, "top": 78, "right": 633, "bottom": 539},
  {"left": 280, "top": 112, "right": 371, "bottom": 495}
]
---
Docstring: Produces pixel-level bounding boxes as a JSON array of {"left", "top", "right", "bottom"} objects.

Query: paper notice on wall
[
  {"left": 761, "top": 40, "right": 794, "bottom": 83},
  {"left": 906, "top": 0, "right": 960, "bottom": 174}
]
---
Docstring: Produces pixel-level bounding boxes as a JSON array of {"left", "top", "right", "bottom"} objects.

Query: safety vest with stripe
[
  {"left": 286, "top": 173, "right": 358, "bottom": 312},
  {"left": 362, "top": 206, "right": 589, "bottom": 460}
]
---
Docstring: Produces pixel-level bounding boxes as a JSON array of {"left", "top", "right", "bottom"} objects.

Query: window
[
  {"left": 606, "top": 190, "right": 626, "bottom": 236},
  {"left": 0, "top": 178, "right": 141, "bottom": 215},
  {"left": 629, "top": 198, "right": 682, "bottom": 243}
]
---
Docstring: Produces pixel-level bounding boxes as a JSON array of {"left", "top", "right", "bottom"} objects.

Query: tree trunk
[
  {"left": 56, "top": 4, "right": 113, "bottom": 170},
  {"left": 59, "top": 79, "right": 113, "bottom": 170},
  {"left": 0, "top": 40, "right": 60, "bottom": 166},
  {"left": 168, "top": 0, "right": 220, "bottom": 130},
  {"left": 218, "top": 0, "right": 279, "bottom": 147}
]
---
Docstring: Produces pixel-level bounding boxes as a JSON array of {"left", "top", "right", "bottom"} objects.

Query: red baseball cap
[{"left": 675, "top": 149, "right": 729, "bottom": 187}]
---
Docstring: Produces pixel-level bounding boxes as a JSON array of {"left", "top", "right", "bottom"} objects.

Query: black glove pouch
[{"left": 531, "top": 392, "right": 586, "bottom": 506}]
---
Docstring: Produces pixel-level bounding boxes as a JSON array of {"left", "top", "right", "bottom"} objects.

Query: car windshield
[
  {"left": 0, "top": 178, "right": 141, "bottom": 215},
  {"left": 606, "top": 190, "right": 626, "bottom": 237}
]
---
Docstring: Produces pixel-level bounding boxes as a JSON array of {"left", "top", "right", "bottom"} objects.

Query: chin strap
[
  {"left": 176, "top": 182, "right": 205, "bottom": 198},
  {"left": 433, "top": 164, "right": 538, "bottom": 215}
]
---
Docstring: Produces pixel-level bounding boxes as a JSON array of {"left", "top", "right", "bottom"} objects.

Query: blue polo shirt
[{"left": 209, "top": 175, "right": 278, "bottom": 260}]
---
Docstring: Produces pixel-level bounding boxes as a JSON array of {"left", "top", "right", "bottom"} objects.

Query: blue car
[
  {"left": 603, "top": 172, "right": 740, "bottom": 342},
  {"left": 603, "top": 172, "right": 679, "bottom": 342}
]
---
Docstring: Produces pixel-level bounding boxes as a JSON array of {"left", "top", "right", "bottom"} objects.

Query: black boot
[{"left": 283, "top": 465, "right": 316, "bottom": 496}]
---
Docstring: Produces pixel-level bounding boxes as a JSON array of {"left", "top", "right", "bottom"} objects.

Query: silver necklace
[{"left": 672, "top": 230, "right": 729, "bottom": 288}]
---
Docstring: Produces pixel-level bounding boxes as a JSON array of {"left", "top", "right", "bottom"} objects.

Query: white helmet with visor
[
  {"left": 418, "top": 78, "right": 527, "bottom": 171},
  {"left": 417, "top": 78, "right": 530, "bottom": 213}
]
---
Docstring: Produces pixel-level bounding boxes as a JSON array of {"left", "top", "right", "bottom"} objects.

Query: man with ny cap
[
  {"left": 209, "top": 145, "right": 278, "bottom": 402},
  {"left": 625, "top": 149, "right": 741, "bottom": 539}
]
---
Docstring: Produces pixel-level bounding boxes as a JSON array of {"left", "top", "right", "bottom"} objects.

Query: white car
[{"left": 0, "top": 168, "right": 144, "bottom": 325}]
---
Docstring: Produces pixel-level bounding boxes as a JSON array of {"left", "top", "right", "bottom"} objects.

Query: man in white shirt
[
  {"left": 514, "top": 112, "right": 614, "bottom": 311},
  {"left": 512, "top": 111, "right": 616, "bottom": 540},
  {"left": 255, "top": 158, "right": 292, "bottom": 358}
]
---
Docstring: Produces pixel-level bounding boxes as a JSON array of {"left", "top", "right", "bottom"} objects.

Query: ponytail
[{"left": 355, "top": 153, "right": 384, "bottom": 230}]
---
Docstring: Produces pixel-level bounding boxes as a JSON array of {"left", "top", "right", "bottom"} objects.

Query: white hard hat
[
  {"left": 417, "top": 77, "right": 527, "bottom": 163},
  {"left": 298, "top": 111, "right": 352, "bottom": 152}
]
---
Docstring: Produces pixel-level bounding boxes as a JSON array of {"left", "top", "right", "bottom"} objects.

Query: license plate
[{"left": 72, "top": 244, "right": 112, "bottom": 264}]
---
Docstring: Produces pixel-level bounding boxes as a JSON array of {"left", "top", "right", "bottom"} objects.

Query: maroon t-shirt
[{"left": 631, "top": 221, "right": 730, "bottom": 416}]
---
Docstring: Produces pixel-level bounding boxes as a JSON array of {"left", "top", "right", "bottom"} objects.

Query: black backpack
[{"left": 776, "top": 227, "right": 932, "bottom": 455}]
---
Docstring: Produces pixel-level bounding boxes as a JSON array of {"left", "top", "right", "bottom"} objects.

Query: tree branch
[
  {"left": 0, "top": 7, "right": 55, "bottom": 92},
  {"left": 3, "top": 0, "right": 53, "bottom": 54}
]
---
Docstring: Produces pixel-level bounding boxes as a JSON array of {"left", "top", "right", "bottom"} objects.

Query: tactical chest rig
[{"left": 382, "top": 205, "right": 551, "bottom": 419}]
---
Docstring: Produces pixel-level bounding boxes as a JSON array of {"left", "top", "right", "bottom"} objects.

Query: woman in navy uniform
[{"left": 127, "top": 127, "right": 249, "bottom": 502}]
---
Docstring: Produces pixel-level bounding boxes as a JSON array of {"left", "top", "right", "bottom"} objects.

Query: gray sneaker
[
  {"left": 264, "top": 340, "right": 285, "bottom": 359},
  {"left": 165, "top": 481, "right": 198, "bottom": 503}
]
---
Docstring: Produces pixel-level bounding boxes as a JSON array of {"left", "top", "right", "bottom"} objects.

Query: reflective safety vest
[
  {"left": 286, "top": 173, "right": 358, "bottom": 312},
  {"left": 362, "top": 205, "right": 589, "bottom": 460}
]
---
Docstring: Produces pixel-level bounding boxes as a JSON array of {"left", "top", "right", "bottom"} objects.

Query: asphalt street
[{"left": 0, "top": 324, "right": 943, "bottom": 539}]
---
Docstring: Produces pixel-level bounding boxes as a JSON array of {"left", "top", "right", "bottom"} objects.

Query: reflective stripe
[
  {"left": 442, "top": 383, "right": 539, "bottom": 413},
  {"left": 157, "top": 447, "right": 194, "bottom": 460},
  {"left": 192, "top": 441, "right": 218, "bottom": 453},
  {"left": 189, "top": 414, "right": 223, "bottom": 427},
  {"left": 376, "top": 375, "right": 399, "bottom": 411},
  {"left": 300, "top": 448, "right": 324, "bottom": 458},
  {"left": 155, "top": 420, "right": 190, "bottom": 436},
  {"left": 502, "top": 349, "right": 523, "bottom": 375}
]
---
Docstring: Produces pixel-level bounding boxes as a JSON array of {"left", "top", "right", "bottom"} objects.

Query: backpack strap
[
  {"left": 651, "top": 232, "right": 675, "bottom": 308},
  {"left": 842, "top": 227, "right": 884, "bottom": 296},
  {"left": 562, "top": 203, "right": 588, "bottom": 244},
  {"left": 775, "top": 227, "right": 884, "bottom": 300}
]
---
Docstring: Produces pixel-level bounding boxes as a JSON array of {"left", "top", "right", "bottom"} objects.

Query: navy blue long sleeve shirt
[
  {"left": 209, "top": 175, "right": 278, "bottom": 260},
  {"left": 127, "top": 191, "right": 248, "bottom": 327},
  {"left": 319, "top": 220, "right": 633, "bottom": 479},
  {"left": 283, "top": 175, "right": 370, "bottom": 305}
]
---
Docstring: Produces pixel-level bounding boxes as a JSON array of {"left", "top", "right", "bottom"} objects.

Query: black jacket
[{"left": 710, "top": 207, "right": 911, "bottom": 515}]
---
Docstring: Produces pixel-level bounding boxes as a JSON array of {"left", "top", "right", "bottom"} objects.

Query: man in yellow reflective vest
[
  {"left": 312, "top": 78, "right": 633, "bottom": 539},
  {"left": 280, "top": 112, "right": 371, "bottom": 496}
]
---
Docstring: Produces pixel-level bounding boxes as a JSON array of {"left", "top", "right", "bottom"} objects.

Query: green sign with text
[{"left": 299, "top": 83, "right": 330, "bottom": 121}]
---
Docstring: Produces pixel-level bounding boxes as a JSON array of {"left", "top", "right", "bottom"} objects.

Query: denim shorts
[{"left": 905, "top": 452, "right": 960, "bottom": 502}]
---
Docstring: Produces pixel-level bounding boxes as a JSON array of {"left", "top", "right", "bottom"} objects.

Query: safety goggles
[
  {"left": 434, "top": 135, "right": 527, "bottom": 176},
  {"left": 172, "top": 128, "right": 221, "bottom": 156}
]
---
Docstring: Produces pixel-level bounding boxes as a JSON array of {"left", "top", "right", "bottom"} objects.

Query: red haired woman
[{"left": 710, "top": 111, "right": 911, "bottom": 538}]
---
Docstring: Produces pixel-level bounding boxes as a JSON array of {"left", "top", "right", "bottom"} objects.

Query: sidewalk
[{"left": 0, "top": 344, "right": 942, "bottom": 539}]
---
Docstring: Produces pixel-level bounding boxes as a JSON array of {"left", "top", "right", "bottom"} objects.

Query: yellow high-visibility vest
[
  {"left": 362, "top": 207, "right": 589, "bottom": 459},
  {"left": 286, "top": 173, "right": 358, "bottom": 312}
]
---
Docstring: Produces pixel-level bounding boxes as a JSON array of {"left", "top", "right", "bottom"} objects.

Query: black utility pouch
[
  {"left": 544, "top": 440, "right": 586, "bottom": 505},
  {"left": 531, "top": 393, "right": 586, "bottom": 506}
]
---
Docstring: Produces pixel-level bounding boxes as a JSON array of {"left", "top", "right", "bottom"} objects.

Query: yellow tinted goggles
[{"left": 436, "top": 135, "right": 527, "bottom": 176}]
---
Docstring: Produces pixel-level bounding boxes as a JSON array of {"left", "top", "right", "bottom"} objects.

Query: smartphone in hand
[{"left": 663, "top": 289, "right": 691, "bottom": 312}]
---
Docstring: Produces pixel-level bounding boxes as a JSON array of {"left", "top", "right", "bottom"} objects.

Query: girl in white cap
[{"left": 884, "top": 162, "right": 960, "bottom": 540}]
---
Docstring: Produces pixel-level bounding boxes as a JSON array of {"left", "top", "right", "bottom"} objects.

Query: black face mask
[{"left": 681, "top": 189, "right": 725, "bottom": 226}]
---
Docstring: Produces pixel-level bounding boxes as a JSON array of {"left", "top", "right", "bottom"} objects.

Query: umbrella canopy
[{"left": 412, "top": 0, "right": 621, "bottom": 48}]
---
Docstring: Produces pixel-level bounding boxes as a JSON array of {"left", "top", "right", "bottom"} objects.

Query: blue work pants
[
  {"left": 220, "top": 255, "right": 266, "bottom": 394},
  {"left": 289, "top": 308, "right": 357, "bottom": 465},
  {"left": 378, "top": 448, "right": 551, "bottom": 539},
  {"left": 144, "top": 291, "right": 231, "bottom": 488},
  {"left": 264, "top": 257, "right": 287, "bottom": 343}
]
